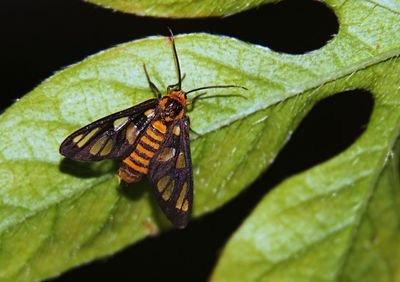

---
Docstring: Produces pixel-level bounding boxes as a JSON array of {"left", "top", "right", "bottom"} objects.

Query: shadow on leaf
[
  {"left": 120, "top": 179, "right": 172, "bottom": 230},
  {"left": 59, "top": 158, "right": 118, "bottom": 178},
  {"left": 60, "top": 157, "right": 172, "bottom": 229}
]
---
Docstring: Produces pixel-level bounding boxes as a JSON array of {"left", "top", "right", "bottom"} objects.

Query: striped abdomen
[{"left": 119, "top": 120, "right": 167, "bottom": 183}]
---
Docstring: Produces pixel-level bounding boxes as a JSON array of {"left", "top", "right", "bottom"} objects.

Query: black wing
[
  {"left": 60, "top": 99, "right": 158, "bottom": 161},
  {"left": 148, "top": 116, "right": 193, "bottom": 228}
]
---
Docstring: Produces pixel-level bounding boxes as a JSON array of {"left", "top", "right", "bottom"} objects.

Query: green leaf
[
  {"left": 84, "top": 0, "right": 275, "bottom": 18},
  {"left": 0, "top": 1, "right": 399, "bottom": 282},
  {"left": 211, "top": 2, "right": 400, "bottom": 282},
  {"left": 212, "top": 59, "right": 400, "bottom": 282}
]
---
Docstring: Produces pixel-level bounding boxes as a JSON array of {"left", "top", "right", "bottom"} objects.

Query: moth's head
[{"left": 160, "top": 92, "right": 186, "bottom": 122}]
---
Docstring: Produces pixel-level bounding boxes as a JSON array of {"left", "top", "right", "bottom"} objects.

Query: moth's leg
[
  {"left": 183, "top": 115, "right": 200, "bottom": 136},
  {"left": 188, "top": 93, "right": 247, "bottom": 112},
  {"left": 186, "top": 92, "right": 207, "bottom": 112},
  {"left": 189, "top": 127, "right": 202, "bottom": 137},
  {"left": 143, "top": 64, "right": 162, "bottom": 98}
]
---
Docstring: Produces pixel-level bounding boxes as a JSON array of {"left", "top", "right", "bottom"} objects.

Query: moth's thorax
[{"left": 159, "top": 90, "right": 186, "bottom": 122}]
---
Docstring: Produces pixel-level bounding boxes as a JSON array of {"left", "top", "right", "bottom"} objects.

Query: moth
[{"left": 60, "top": 33, "right": 246, "bottom": 228}]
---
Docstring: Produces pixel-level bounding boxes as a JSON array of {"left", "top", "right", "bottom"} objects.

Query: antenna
[
  {"left": 168, "top": 28, "right": 182, "bottom": 90},
  {"left": 186, "top": 85, "right": 247, "bottom": 95}
]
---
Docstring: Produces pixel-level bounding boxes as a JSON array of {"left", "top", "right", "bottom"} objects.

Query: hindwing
[{"left": 148, "top": 116, "right": 193, "bottom": 228}]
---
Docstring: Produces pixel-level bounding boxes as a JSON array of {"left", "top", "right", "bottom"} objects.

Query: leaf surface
[
  {"left": 211, "top": 1, "right": 400, "bottom": 281},
  {"left": 0, "top": 0, "right": 400, "bottom": 281},
  {"left": 85, "top": 0, "right": 275, "bottom": 18}
]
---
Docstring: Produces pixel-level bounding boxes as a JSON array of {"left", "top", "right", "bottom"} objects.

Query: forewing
[
  {"left": 149, "top": 116, "right": 193, "bottom": 228},
  {"left": 60, "top": 99, "right": 158, "bottom": 161}
]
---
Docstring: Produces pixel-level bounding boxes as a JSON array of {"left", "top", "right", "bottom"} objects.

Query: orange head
[
  {"left": 159, "top": 90, "right": 186, "bottom": 122},
  {"left": 156, "top": 31, "right": 247, "bottom": 123}
]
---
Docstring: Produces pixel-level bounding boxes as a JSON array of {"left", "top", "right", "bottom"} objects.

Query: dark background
[{"left": 0, "top": 0, "right": 373, "bottom": 281}]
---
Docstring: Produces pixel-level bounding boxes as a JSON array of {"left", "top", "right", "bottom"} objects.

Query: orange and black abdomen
[{"left": 119, "top": 120, "right": 167, "bottom": 183}]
